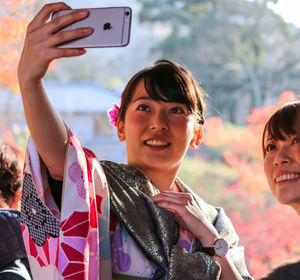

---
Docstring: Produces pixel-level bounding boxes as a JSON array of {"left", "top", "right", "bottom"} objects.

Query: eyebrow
[{"left": 132, "top": 96, "right": 153, "bottom": 103}]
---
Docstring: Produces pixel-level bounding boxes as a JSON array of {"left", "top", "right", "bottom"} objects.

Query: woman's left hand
[{"left": 152, "top": 191, "right": 219, "bottom": 246}]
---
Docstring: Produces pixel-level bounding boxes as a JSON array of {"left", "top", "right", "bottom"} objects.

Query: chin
[{"left": 277, "top": 196, "right": 300, "bottom": 207}]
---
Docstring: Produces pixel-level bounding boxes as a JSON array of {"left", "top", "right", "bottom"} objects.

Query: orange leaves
[
  {"left": 203, "top": 91, "right": 298, "bottom": 197},
  {"left": 223, "top": 150, "right": 268, "bottom": 196},
  {"left": 232, "top": 203, "right": 300, "bottom": 278},
  {"left": 0, "top": 0, "right": 35, "bottom": 93},
  {"left": 247, "top": 91, "right": 296, "bottom": 125},
  {"left": 204, "top": 117, "right": 263, "bottom": 158},
  {"left": 203, "top": 117, "right": 226, "bottom": 147}
]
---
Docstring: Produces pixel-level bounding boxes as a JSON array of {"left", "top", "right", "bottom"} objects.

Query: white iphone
[{"left": 51, "top": 7, "right": 132, "bottom": 48}]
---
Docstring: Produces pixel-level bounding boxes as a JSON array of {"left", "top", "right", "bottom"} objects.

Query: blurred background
[{"left": 1, "top": 0, "right": 300, "bottom": 278}]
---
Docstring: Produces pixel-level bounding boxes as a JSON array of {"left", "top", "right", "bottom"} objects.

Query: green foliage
[
  {"left": 137, "top": 0, "right": 300, "bottom": 122},
  {"left": 179, "top": 156, "right": 238, "bottom": 207}
]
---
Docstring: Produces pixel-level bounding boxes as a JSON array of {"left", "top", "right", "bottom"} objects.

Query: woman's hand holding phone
[
  {"left": 18, "top": 2, "right": 92, "bottom": 86},
  {"left": 17, "top": 2, "right": 92, "bottom": 181}
]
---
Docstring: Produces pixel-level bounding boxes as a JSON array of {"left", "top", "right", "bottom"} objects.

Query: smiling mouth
[
  {"left": 144, "top": 139, "right": 170, "bottom": 147},
  {"left": 275, "top": 173, "right": 300, "bottom": 183}
]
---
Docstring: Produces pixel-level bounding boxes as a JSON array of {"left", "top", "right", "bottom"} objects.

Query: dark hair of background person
[
  {"left": 260, "top": 260, "right": 300, "bottom": 280},
  {"left": 0, "top": 141, "right": 24, "bottom": 206}
]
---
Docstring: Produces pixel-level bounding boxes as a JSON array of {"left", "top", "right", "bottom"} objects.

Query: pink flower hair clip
[{"left": 107, "top": 100, "right": 121, "bottom": 127}]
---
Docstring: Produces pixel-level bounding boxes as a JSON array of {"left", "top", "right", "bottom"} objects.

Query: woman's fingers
[
  {"left": 47, "top": 10, "right": 90, "bottom": 35},
  {"left": 53, "top": 48, "right": 86, "bottom": 58},
  {"left": 152, "top": 192, "right": 194, "bottom": 216},
  {"left": 152, "top": 192, "right": 192, "bottom": 206},
  {"left": 152, "top": 192, "right": 218, "bottom": 243},
  {"left": 18, "top": 3, "right": 93, "bottom": 83},
  {"left": 28, "top": 2, "right": 71, "bottom": 32},
  {"left": 49, "top": 27, "right": 93, "bottom": 47},
  {"left": 29, "top": 10, "right": 90, "bottom": 46}
]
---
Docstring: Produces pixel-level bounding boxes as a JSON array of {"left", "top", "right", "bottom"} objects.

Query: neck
[
  {"left": 292, "top": 204, "right": 300, "bottom": 216},
  {"left": 0, "top": 199, "right": 9, "bottom": 209},
  {"left": 134, "top": 166, "right": 178, "bottom": 192}
]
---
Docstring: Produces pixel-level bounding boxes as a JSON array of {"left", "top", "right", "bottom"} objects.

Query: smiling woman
[
  {"left": 17, "top": 2, "right": 253, "bottom": 280},
  {"left": 261, "top": 100, "right": 300, "bottom": 280},
  {"left": 262, "top": 100, "right": 300, "bottom": 215}
]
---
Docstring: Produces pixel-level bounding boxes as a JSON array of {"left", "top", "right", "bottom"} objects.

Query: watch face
[{"left": 214, "top": 238, "right": 229, "bottom": 257}]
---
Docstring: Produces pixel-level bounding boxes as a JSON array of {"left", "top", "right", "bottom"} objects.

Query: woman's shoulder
[
  {"left": 99, "top": 160, "right": 127, "bottom": 175},
  {"left": 100, "top": 160, "right": 143, "bottom": 178},
  {"left": 0, "top": 209, "right": 21, "bottom": 224}
]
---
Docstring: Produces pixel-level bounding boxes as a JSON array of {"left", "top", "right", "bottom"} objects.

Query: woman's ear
[
  {"left": 190, "top": 126, "right": 203, "bottom": 149},
  {"left": 117, "top": 119, "right": 126, "bottom": 142}
]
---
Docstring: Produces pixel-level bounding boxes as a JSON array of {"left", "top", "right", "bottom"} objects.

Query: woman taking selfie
[{"left": 18, "top": 2, "right": 252, "bottom": 279}]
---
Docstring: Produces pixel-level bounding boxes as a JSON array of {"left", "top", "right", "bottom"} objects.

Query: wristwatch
[{"left": 202, "top": 238, "right": 229, "bottom": 257}]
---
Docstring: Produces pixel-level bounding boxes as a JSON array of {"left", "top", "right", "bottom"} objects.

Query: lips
[
  {"left": 144, "top": 139, "right": 170, "bottom": 147},
  {"left": 275, "top": 173, "right": 300, "bottom": 183}
]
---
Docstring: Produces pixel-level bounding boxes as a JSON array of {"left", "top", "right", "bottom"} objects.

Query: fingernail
[
  {"left": 83, "top": 27, "right": 93, "bottom": 33},
  {"left": 78, "top": 10, "right": 88, "bottom": 16}
]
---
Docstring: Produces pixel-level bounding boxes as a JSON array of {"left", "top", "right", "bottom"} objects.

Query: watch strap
[{"left": 201, "top": 246, "right": 215, "bottom": 257}]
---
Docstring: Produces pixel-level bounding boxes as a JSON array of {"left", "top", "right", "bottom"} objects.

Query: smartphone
[{"left": 51, "top": 7, "right": 132, "bottom": 48}]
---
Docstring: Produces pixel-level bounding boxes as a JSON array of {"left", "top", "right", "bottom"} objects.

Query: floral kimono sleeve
[{"left": 21, "top": 130, "right": 111, "bottom": 280}]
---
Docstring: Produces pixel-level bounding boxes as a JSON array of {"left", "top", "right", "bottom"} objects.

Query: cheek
[
  {"left": 126, "top": 113, "right": 147, "bottom": 128},
  {"left": 264, "top": 158, "right": 274, "bottom": 185},
  {"left": 172, "top": 117, "right": 193, "bottom": 131},
  {"left": 295, "top": 146, "right": 300, "bottom": 164}
]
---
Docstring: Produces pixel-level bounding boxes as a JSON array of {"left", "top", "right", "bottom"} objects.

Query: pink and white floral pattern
[{"left": 21, "top": 129, "right": 110, "bottom": 280}]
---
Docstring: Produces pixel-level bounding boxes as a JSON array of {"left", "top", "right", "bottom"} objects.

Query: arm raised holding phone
[{"left": 18, "top": 2, "right": 93, "bottom": 180}]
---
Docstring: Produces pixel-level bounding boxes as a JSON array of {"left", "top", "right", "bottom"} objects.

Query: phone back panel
[{"left": 52, "top": 7, "right": 132, "bottom": 48}]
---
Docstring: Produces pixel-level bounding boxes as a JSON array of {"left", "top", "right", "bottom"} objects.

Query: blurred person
[
  {"left": 260, "top": 260, "right": 300, "bottom": 280},
  {"left": 261, "top": 100, "right": 300, "bottom": 279},
  {"left": 0, "top": 141, "right": 32, "bottom": 280}
]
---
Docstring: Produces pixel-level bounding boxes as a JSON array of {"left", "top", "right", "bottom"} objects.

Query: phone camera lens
[{"left": 125, "top": 11, "right": 130, "bottom": 17}]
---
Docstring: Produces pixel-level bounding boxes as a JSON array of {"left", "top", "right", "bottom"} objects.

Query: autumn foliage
[
  {"left": 0, "top": 0, "right": 38, "bottom": 93},
  {"left": 1, "top": 1, "right": 300, "bottom": 278},
  {"left": 203, "top": 91, "right": 300, "bottom": 278}
]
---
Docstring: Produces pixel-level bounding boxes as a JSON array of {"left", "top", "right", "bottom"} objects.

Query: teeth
[
  {"left": 145, "top": 140, "right": 168, "bottom": 146},
  {"left": 275, "top": 173, "right": 299, "bottom": 183}
]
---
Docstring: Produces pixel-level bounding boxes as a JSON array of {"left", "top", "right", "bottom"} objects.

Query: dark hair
[
  {"left": 118, "top": 60, "right": 207, "bottom": 126},
  {"left": 0, "top": 142, "right": 24, "bottom": 203},
  {"left": 262, "top": 100, "right": 300, "bottom": 157},
  {"left": 260, "top": 260, "right": 300, "bottom": 280}
]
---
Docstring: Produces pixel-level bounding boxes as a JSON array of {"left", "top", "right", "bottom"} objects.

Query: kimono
[{"left": 20, "top": 129, "right": 253, "bottom": 280}]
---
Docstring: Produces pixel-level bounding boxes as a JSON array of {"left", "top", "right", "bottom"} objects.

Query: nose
[
  {"left": 149, "top": 109, "right": 168, "bottom": 131},
  {"left": 274, "top": 146, "right": 292, "bottom": 166}
]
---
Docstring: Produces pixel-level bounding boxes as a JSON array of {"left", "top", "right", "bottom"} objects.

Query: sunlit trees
[
  {"left": 137, "top": 0, "right": 300, "bottom": 123},
  {"left": 0, "top": 0, "right": 37, "bottom": 145},
  {"left": 2, "top": 1, "right": 300, "bottom": 277},
  {"left": 0, "top": 0, "right": 37, "bottom": 93}
]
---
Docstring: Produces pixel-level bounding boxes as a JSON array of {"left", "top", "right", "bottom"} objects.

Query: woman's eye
[
  {"left": 266, "top": 143, "right": 277, "bottom": 152},
  {"left": 292, "top": 137, "right": 300, "bottom": 144},
  {"left": 137, "top": 104, "right": 150, "bottom": 111},
  {"left": 169, "top": 107, "right": 185, "bottom": 114}
]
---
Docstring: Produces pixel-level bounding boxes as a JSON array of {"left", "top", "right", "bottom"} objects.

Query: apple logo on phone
[{"left": 103, "top": 22, "right": 113, "bottom": 30}]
